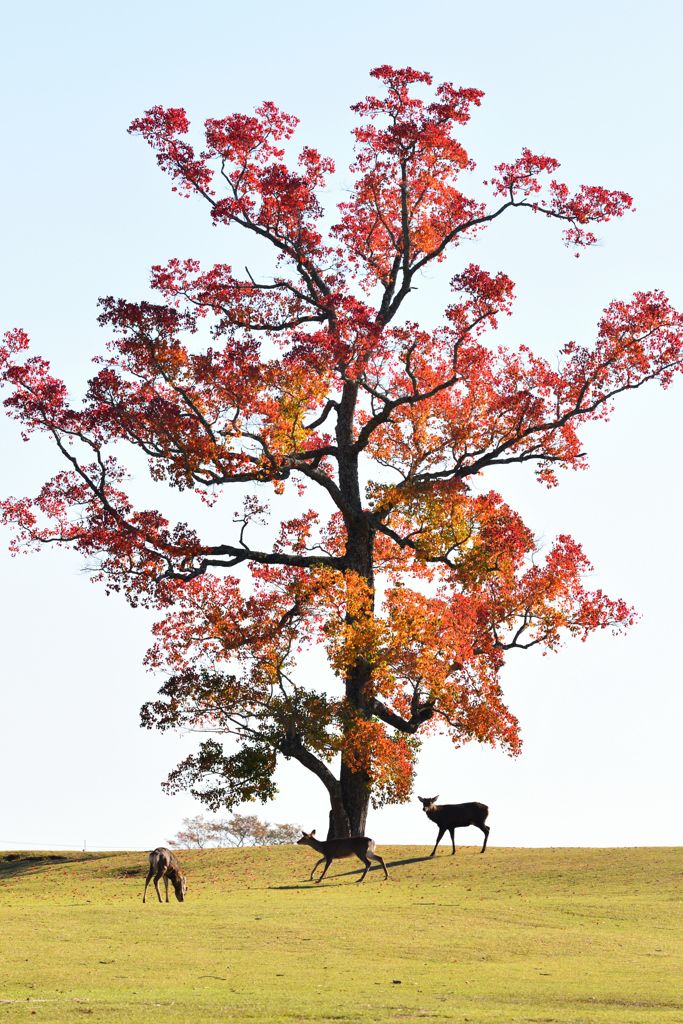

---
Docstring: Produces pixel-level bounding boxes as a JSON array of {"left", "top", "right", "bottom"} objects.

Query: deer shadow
[
  {"left": 270, "top": 854, "right": 433, "bottom": 888},
  {"left": 271, "top": 869, "right": 385, "bottom": 889},
  {"left": 385, "top": 854, "right": 434, "bottom": 869}
]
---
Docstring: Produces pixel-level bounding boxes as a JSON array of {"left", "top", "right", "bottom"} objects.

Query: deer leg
[
  {"left": 368, "top": 851, "right": 389, "bottom": 879},
  {"left": 309, "top": 855, "right": 327, "bottom": 882},
  {"left": 153, "top": 872, "right": 163, "bottom": 903},
  {"left": 316, "top": 856, "right": 333, "bottom": 883},
  {"left": 357, "top": 855, "right": 371, "bottom": 882},
  {"left": 430, "top": 827, "right": 446, "bottom": 857},
  {"left": 479, "top": 824, "right": 490, "bottom": 853},
  {"left": 164, "top": 875, "right": 170, "bottom": 902},
  {"left": 142, "top": 869, "right": 154, "bottom": 903}
]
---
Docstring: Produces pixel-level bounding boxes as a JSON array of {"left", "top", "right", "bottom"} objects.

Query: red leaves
[
  {"left": 549, "top": 181, "right": 633, "bottom": 244},
  {"left": 336, "top": 69, "right": 485, "bottom": 288},
  {"left": 354, "top": 65, "right": 483, "bottom": 144},
  {"left": 340, "top": 717, "right": 419, "bottom": 808},
  {"left": 491, "top": 148, "right": 561, "bottom": 198},
  {"left": 128, "top": 106, "right": 214, "bottom": 197},
  {"left": 97, "top": 295, "right": 197, "bottom": 340},
  {"left": 534, "top": 290, "right": 683, "bottom": 440},
  {"left": 1, "top": 353, "right": 70, "bottom": 440},
  {"left": 203, "top": 101, "right": 299, "bottom": 165},
  {"left": 0, "top": 328, "right": 30, "bottom": 361},
  {"left": 209, "top": 154, "right": 330, "bottom": 258},
  {"left": 491, "top": 534, "right": 637, "bottom": 650},
  {"left": 541, "top": 184, "right": 631, "bottom": 252},
  {"left": 150, "top": 257, "right": 325, "bottom": 335},
  {"left": 490, "top": 148, "right": 633, "bottom": 250},
  {"left": 581, "top": 289, "right": 683, "bottom": 392},
  {"left": 369, "top": 64, "right": 433, "bottom": 92},
  {"left": 129, "top": 101, "right": 335, "bottom": 265},
  {"left": 446, "top": 265, "right": 515, "bottom": 334}
]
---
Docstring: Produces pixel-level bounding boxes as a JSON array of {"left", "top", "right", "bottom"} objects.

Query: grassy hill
[{"left": 0, "top": 843, "right": 681, "bottom": 1022}]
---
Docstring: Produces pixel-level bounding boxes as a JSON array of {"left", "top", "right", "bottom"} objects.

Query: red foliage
[{"left": 2, "top": 67, "right": 681, "bottom": 835}]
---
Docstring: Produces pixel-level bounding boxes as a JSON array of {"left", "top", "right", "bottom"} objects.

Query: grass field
[{"left": 0, "top": 843, "right": 680, "bottom": 1022}]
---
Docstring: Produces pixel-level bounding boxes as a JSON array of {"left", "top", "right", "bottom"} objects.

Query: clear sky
[{"left": 1, "top": 0, "right": 681, "bottom": 852}]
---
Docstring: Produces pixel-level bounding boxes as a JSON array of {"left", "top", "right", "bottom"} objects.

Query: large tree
[{"left": 2, "top": 67, "right": 682, "bottom": 837}]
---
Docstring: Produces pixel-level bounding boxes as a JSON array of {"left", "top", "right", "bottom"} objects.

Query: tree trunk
[
  {"left": 340, "top": 758, "right": 371, "bottom": 834},
  {"left": 326, "top": 380, "right": 374, "bottom": 840},
  {"left": 326, "top": 761, "right": 371, "bottom": 837},
  {"left": 326, "top": 649, "right": 374, "bottom": 837}
]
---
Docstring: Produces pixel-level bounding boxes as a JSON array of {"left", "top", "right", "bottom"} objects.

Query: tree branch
[{"left": 367, "top": 696, "right": 435, "bottom": 734}]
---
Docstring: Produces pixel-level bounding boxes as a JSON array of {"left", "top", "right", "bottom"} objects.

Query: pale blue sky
[{"left": 1, "top": 0, "right": 681, "bottom": 850}]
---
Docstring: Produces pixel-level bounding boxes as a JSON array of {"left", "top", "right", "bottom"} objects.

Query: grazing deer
[
  {"left": 418, "top": 796, "right": 490, "bottom": 855},
  {"left": 297, "top": 830, "right": 389, "bottom": 883},
  {"left": 142, "top": 847, "right": 187, "bottom": 903}
]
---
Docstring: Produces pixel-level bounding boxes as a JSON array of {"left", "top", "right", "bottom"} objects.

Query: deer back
[
  {"left": 418, "top": 797, "right": 489, "bottom": 828},
  {"left": 149, "top": 846, "right": 177, "bottom": 873},
  {"left": 297, "top": 830, "right": 373, "bottom": 859}
]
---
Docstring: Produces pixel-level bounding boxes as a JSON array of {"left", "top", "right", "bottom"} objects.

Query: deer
[
  {"left": 418, "top": 796, "right": 490, "bottom": 855},
  {"left": 297, "top": 830, "right": 389, "bottom": 883},
  {"left": 142, "top": 847, "right": 188, "bottom": 903}
]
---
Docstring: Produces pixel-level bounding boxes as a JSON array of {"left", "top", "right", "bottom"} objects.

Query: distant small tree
[
  {"left": 266, "top": 822, "right": 302, "bottom": 845},
  {"left": 167, "top": 812, "right": 300, "bottom": 848},
  {"left": 167, "top": 814, "right": 213, "bottom": 848},
  {"left": 220, "top": 813, "right": 262, "bottom": 846}
]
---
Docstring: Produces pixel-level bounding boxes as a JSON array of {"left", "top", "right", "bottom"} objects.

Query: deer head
[
  {"left": 172, "top": 873, "right": 188, "bottom": 902},
  {"left": 418, "top": 796, "right": 439, "bottom": 812}
]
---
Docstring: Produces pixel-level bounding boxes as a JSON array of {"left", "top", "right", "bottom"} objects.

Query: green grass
[{"left": 0, "top": 844, "right": 681, "bottom": 1022}]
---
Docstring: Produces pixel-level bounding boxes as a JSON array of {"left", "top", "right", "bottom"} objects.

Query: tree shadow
[
  {"left": 0, "top": 851, "right": 115, "bottom": 880},
  {"left": 0, "top": 853, "right": 70, "bottom": 879}
]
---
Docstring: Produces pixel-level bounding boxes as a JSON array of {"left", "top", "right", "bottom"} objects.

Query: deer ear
[
  {"left": 433, "top": 795, "right": 439, "bottom": 802},
  {"left": 311, "top": 829, "right": 316, "bottom": 836}
]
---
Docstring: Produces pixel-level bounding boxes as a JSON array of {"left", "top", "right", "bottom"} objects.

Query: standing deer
[
  {"left": 297, "top": 830, "right": 389, "bottom": 883},
  {"left": 418, "top": 796, "right": 490, "bottom": 855},
  {"left": 142, "top": 847, "right": 188, "bottom": 903}
]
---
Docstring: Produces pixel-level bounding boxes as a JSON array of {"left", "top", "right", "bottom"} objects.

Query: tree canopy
[{"left": 2, "top": 66, "right": 682, "bottom": 836}]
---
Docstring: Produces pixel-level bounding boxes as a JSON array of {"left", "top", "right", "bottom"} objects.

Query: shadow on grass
[
  {"left": 269, "top": 873, "right": 383, "bottom": 890},
  {"left": 0, "top": 853, "right": 70, "bottom": 879},
  {"left": 0, "top": 851, "right": 119, "bottom": 879},
  {"left": 386, "top": 854, "right": 434, "bottom": 869},
  {"left": 269, "top": 854, "right": 434, "bottom": 888}
]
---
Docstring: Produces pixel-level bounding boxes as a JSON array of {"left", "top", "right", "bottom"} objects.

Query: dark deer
[
  {"left": 418, "top": 796, "right": 490, "bottom": 855},
  {"left": 297, "top": 830, "right": 389, "bottom": 883},
  {"left": 142, "top": 847, "right": 188, "bottom": 903}
]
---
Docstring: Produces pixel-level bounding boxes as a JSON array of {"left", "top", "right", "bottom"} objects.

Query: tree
[
  {"left": 167, "top": 813, "right": 300, "bottom": 848},
  {"left": 2, "top": 66, "right": 682, "bottom": 838},
  {"left": 168, "top": 814, "right": 214, "bottom": 848}
]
